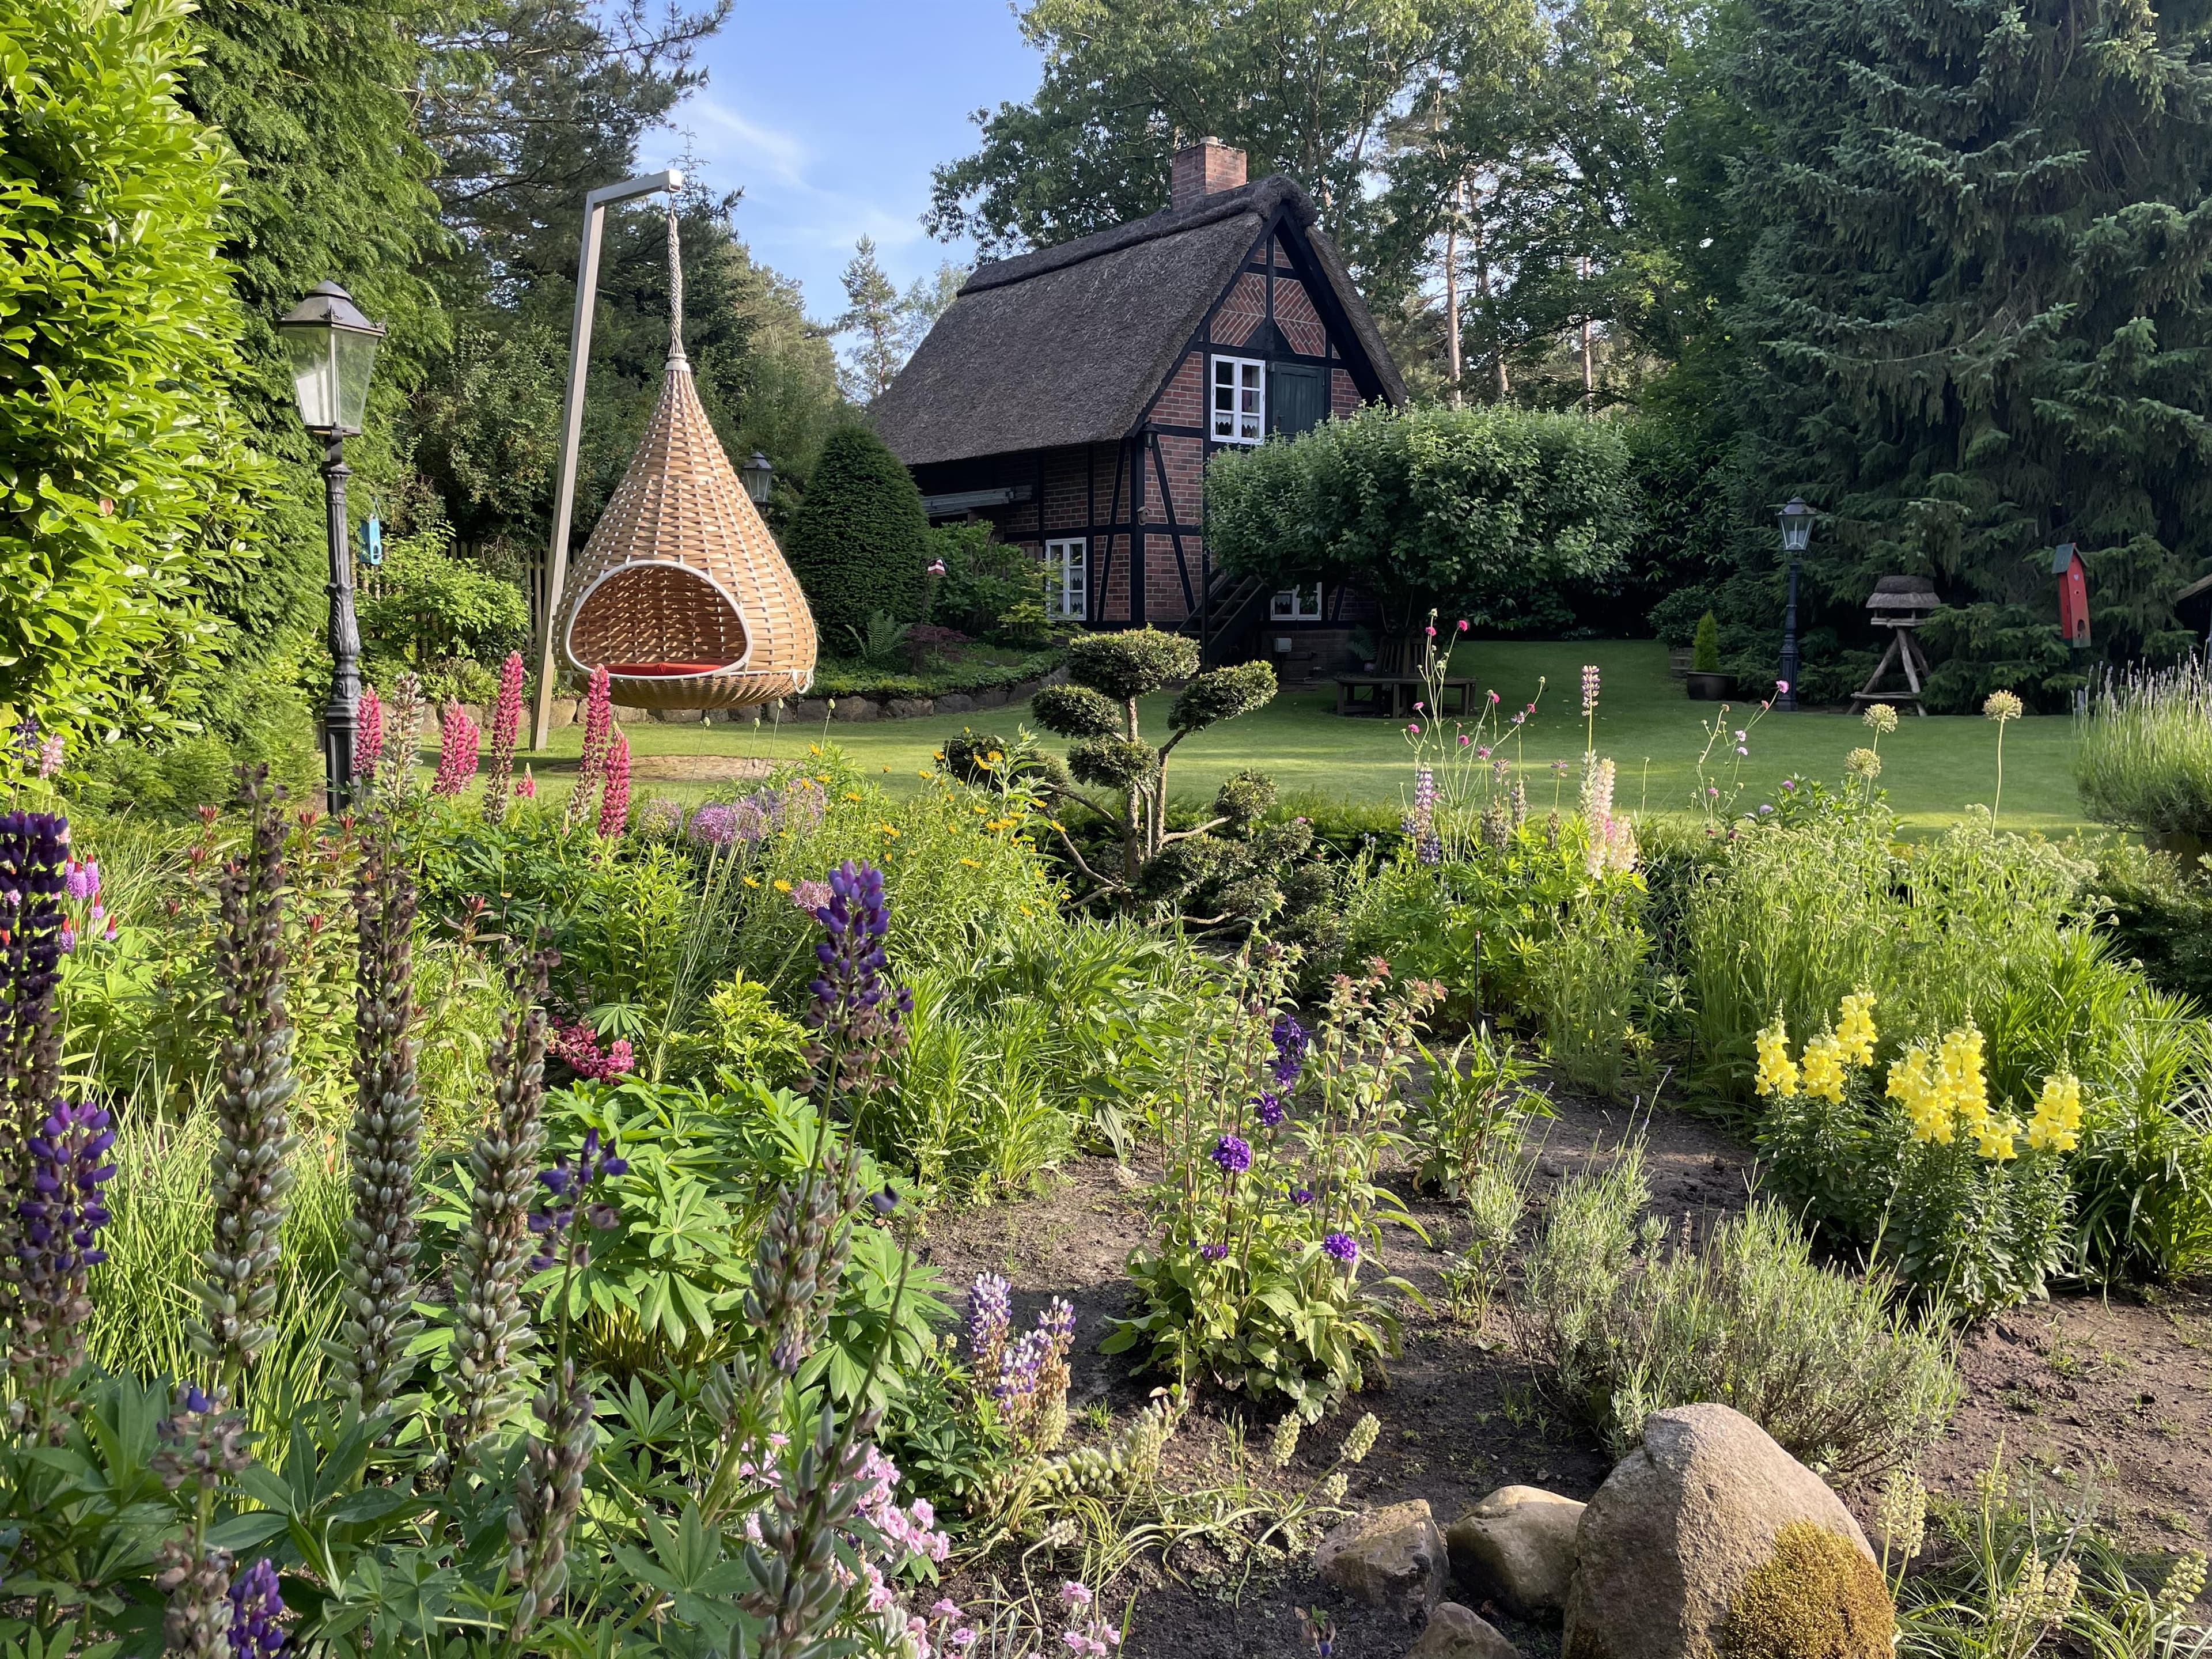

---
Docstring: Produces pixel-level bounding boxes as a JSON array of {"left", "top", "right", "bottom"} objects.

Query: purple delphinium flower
[
  {"left": 805, "top": 859, "right": 914, "bottom": 1097},
  {"left": 1211, "top": 1133, "right": 1252, "bottom": 1175},
  {"left": 1270, "top": 1013, "right": 1308, "bottom": 1089},
  {"left": 1199, "top": 1243, "right": 1229, "bottom": 1262},
  {"left": 1290, "top": 1185, "right": 1314, "bottom": 1206},
  {"left": 1322, "top": 1232, "right": 1359, "bottom": 1264},
  {"left": 527, "top": 1129, "right": 626, "bottom": 1271},
  {"left": 228, "top": 1558, "right": 287, "bottom": 1659},
  {"left": 1254, "top": 1092, "right": 1286, "bottom": 1128}
]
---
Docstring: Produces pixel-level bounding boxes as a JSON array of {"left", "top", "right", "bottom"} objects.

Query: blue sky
[{"left": 649, "top": 1, "right": 1043, "bottom": 324}]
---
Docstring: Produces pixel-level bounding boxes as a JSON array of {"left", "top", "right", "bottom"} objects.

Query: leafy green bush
[
  {"left": 358, "top": 526, "right": 531, "bottom": 683},
  {"left": 2092, "top": 840, "right": 2212, "bottom": 1004},
  {"left": 1513, "top": 1151, "right": 1960, "bottom": 1478},
  {"left": 1205, "top": 402, "right": 1638, "bottom": 642},
  {"left": 2074, "top": 658, "right": 2212, "bottom": 843},
  {"left": 782, "top": 423, "right": 930, "bottom": 641},
  {"left": 804, "top": 645, "right": 1064, "bottom": 702},
  {"left": 0, "top": 0, "right": 270, "bottom": 739},
  {"left": 928, "top": 519, "right": 1048, "bottom": 641},
  {"left": 1411, "top": 1027, "right": 1550, "bottom": 1196}
]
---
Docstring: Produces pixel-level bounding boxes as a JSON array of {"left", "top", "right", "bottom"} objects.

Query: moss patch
[{"left": 1724, "top": 1521, "right": 1893, "bottom": 1659}]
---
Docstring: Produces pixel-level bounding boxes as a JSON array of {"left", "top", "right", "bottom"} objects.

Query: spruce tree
[
  {"left": 1729, "top": 0, "right": 2212, "bottom": 703},
  {"left": 782, "top": 425, "right": 931, "bottom": 644}
]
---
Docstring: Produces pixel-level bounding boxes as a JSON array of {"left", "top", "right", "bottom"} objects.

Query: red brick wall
[
  {"left": 1215, "top": 271, "right": 1267, "bottom": 349},
  {"left": 1332, "top": 367, "right": 1360, "bottom": 416},
  {"left": 1274, "top": 274, "right": 1326, "bottom": 357},
  {"left": 1154, "top": 354, "right": 1203, "bottom": 427}
]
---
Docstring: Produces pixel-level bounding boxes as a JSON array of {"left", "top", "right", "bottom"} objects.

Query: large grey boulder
[
  {"left": 887, "top": 697, "right": 934, "bottom": 719},
  {"left": 1446, "top": 1485, "right": 1584, "bottom": 1619},
  {"left": 1408, "top": 1603, "right": 1521, "bottom": 1659},
  {"left": 832, "top": 697, "right": 878, "bottom": 722},
  {"left": 1562, "top": 1404, "right": 1873, "bottom": 1659},
  {"left": 934, "top": 692, "right": 974, "bottom": 713},
  {"left": 1317, "top": 1499, "right": 1447, "bottom": 1624}
]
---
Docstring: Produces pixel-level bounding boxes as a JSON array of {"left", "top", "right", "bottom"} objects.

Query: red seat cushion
[{"left": 605, "top": 662, "right": 733, "bottom": 677}]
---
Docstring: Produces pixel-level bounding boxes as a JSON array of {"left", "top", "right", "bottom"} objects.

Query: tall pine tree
[{"left": 1730, "top": 0, "right": 2212, "bottom": 704}]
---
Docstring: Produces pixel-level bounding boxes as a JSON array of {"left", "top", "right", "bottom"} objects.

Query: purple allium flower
[
  {"left": 1199, "top": 1243, "right": 1229, "bottom": 1261},
  {"left": 228, "top": 1557, "right": 287, "bottom": 1659},
  {"left": 687, "top": 802, "right": 740, "bottom": 846},
  {"left": 1255, "top": 1091, "right": 1286, "bottom": 1128},
  {"left": 1211, "top": 1134, "right": 1252, "bottom": 1175},
  {"left": 1322, "top": 1232, "right": 1359, "bottom": 1263},
  {"left": 790, "top": 877, "right": 833, "bottom": 914}
]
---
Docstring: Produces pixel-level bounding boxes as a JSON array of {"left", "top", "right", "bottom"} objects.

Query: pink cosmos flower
[{"left": 1457, "top": 619, "right": 1469, "bottom": 632}]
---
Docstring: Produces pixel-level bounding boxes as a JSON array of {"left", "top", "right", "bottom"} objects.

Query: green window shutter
[{"left": 1267, "top": 363, "right": 1327, "bottom": 438}]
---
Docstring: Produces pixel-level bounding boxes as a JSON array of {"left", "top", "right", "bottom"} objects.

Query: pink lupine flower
[
  {"left": 354, "top": 686, "right": 385, "bottom": 779},
  {"left": 430, "top": 704, "right": 480, "bottom": 797},
  {"left": 596, "top": 733, "right": 631, "bottom": 837}
]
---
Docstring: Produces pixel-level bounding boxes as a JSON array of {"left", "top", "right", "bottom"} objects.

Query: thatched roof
[{"left": 872, "top": 176, "right": 1406, "bottom": 468}]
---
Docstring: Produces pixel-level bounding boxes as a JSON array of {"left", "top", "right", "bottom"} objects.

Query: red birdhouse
[{"left": 2054, "top": 543, "right": 2091, "bottom": 648}]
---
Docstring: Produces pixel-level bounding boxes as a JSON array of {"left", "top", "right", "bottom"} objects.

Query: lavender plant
[
  {"left": 338, "top": 822, "right": 424, "bottom": 1412},
  {"left": 192, "top": 771, "right": 299, "bottom": 1385},
  {"left": 444, "top": 948, "right": 556, "bottom": 1461}
]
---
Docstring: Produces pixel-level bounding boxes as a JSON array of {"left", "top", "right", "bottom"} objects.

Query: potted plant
[{"left": 1686, "top": 611, "right": 1734, "bottom": 700}]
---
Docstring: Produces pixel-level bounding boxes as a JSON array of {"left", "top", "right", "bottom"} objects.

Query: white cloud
[{"left": 685, "top": 97, "right": 810, "bottom": 188}]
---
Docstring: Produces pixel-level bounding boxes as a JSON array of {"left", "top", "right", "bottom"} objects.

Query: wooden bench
[{"left": 1333, "top": 676, "right": 1478, "bottom": 718}]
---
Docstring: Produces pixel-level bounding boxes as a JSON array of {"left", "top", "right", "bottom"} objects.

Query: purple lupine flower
[
  {"left": 1254, "top": 1092, "right": 1286, "bottom": 1128},
  {"left": 1322, "top": 1232, "right": 1359, "bottom": 1263},
  {"left": 994, "top": 1327, "right": 1049, "bottom": 1402},
  {"left": 1211, "top": 1134, "right": 1252, "bottom": 1175},
  {"left": 1581, "top": 664, "right": 1601, "bottom": 717},
  {"left": 1199, "top": 1243, "right": 1229, "bottom": 1261},
  {"left": 36, "top": 733, "right": 65, "bottom": 779},
  {"left": 228, "top": 1558, "right": 287, "bottom": 1659},
  {"left": 20, "top": 1099, "right": 116, "bottom": 1272},
  {"left": 965, "top": 1272, "right": 1012, "bottom": 1372},
  {"left": 527, "top": 1129, "right": 626, "bottom": 1271},
  {"left": 805, "top": 859, "right": 914, "bottom": 1096}
]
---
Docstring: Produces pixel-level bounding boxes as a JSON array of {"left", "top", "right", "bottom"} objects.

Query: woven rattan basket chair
[{"left": 559, "top": 218, "right": 816, "bottom": 710}]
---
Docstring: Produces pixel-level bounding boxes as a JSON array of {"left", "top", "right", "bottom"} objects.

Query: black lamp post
[
  {"left": 1777, "top": 497, "right": 1813, "bottom": 711},
  {"left": 276, "top": 282, "right": 385, "bottom": 814},
  {"left": 740, "top": 450, "right": 774, "bottom": 506}
]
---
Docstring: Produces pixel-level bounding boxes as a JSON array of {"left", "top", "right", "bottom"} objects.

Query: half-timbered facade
[{"left": 870, "top": 142, "right": 1407, "bottom": 668}]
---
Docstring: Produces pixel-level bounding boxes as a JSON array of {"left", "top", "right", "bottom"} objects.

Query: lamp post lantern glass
[
  {"left": 278, "top": 281, "right": 385, "bottom": 813},
  {"left": 1777, "top": 498, "right": 1812, "bottom": 710},
  {"left": 740, "top": 450, "right": 774, "bottom": 505}
]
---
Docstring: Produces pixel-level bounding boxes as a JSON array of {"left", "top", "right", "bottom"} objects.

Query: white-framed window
[
  {"left": 1271, "top": 583, "right": 1324, "bottom": 621},
  {"left": 1046, "top": 537, "right": 1087, "bottom": 620},
  {"left": 1211, "top": 355, "right": 1266, "bottom": 444}
]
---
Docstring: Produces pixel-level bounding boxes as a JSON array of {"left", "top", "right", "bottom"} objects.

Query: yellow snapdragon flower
[
  {"left": 1755, "top": 1017, "right": 1799, "bottom": 1097},
  {"left": 1800, "top": 1032, "right": 1848, "bottom": 1104},
  {"left": 2025, "top": 1073, "right": 2082, "bottom": 1153},
  {"left": 1969, "top": 1112, "right": 2022, "bottom": 1162},
  {"left": 1887, "top": 1045, "right": 1952, "bottom": 1143},
  {"left": 1836, "top": 991, "right": 1878, "bottom": 1066},
  {"left": 1936, "top": 1025, "right": 1989, "bottom": 1131}
]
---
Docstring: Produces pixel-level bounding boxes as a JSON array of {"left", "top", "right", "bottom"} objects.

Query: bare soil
[{"left": 916, "top": 1090, "right": 2212, "bottom": 1658}]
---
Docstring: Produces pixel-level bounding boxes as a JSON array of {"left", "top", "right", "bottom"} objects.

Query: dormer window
[{"left": 1211, "top": 356, "right": 1265, "bottom": 444}]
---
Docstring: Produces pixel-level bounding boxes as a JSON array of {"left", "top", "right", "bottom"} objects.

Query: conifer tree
[
  {"left": 781, "top": 426, "right": 931, "bottom": 643},
  {"left": 1729, "top": 0, "right": 2212, "bottom": 701}
]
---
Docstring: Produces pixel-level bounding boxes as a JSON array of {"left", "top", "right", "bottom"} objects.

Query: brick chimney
[{"left": 1171, "top": 138, "right": 1247, "bottom": 210}]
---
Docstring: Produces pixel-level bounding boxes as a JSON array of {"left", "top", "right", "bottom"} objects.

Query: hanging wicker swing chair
[{"left": 559, "top": 214, "right": 816, "bottom": 710}]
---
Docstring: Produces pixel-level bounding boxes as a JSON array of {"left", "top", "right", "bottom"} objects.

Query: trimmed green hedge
[{"left": 808, "top": 648, "right": 1065, "bottom": 702}]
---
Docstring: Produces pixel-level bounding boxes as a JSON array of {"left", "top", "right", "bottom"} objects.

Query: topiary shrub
[
  {"left": 1693, "top": 611, "right": 1722, "bottom": 674},
  {"left": 782, "top": 424, "right": 929, "bottom": 641},
  {"left": 1723, "top": 1520, "right": 1893, "bottom": 1659}
]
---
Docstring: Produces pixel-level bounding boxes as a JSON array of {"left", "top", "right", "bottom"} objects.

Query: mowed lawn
[{"left": 510, "top": 640, "right": 2089, "bottom": 833}]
